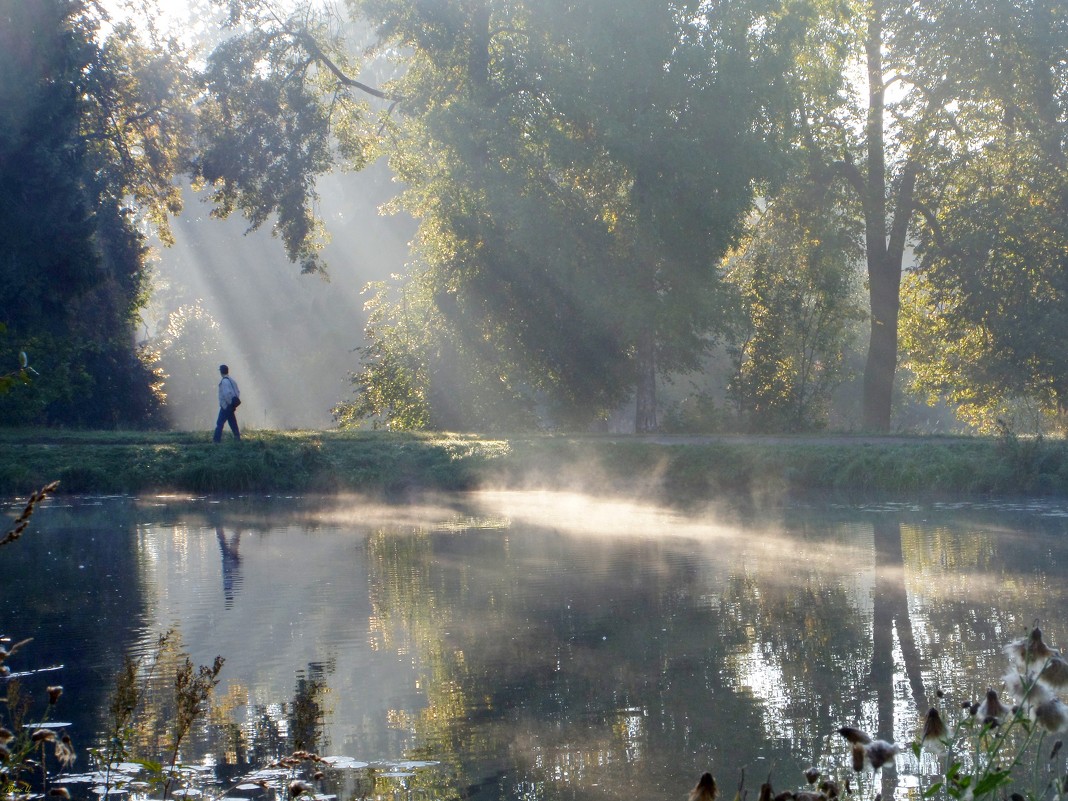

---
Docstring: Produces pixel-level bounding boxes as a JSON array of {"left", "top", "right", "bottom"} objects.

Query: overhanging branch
[{"left": 293, "top": 29, "right": 399, "bottom": 102}]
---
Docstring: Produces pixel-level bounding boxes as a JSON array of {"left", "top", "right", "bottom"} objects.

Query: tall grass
[{"left": 0, "top": 429, "right": 1066, "bottom": 499}]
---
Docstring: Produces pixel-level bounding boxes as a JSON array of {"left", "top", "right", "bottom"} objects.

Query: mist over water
[{"left": 146, "top": 163, "right": 415, "bottom": 431}]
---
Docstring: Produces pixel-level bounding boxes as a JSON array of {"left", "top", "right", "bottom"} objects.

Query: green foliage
[
  {"left": 0, "top": 0, "right": 193, "bottom": 428},
  {"left": 771, "top": 0, "right": 1066, "bottom": 430},
  {"left": 901, "top": 20, "right": 1068, "bottom": 431},
  {"left": 7, "top": 0, "right": 1068, "bottom": 435},
  {"left": 887, "top": 0, "right": 1068, "bottom": 431},
  {"left": 333, "top": 278, "right": 539, "bottom": 432},
  {"left": 724, "top": 185, "right": 866, "bottom": 432},
  {"left": 146, "top": 300, "right": 222, "bottom": 427},
  {"left": 194, "top": 2, "right": 376, "bottom": 273},
  {"left": 660, "top": 389, "right": 728, "bottom": 435},
  {"left": 333, "top": 280, "right": 435, "bottom": 431},
  {"left": 210, "top": 0, "right": 803, "bottom": 430},
  {"left": 0, "top": 333, "right": 165, "bottom": 428}
]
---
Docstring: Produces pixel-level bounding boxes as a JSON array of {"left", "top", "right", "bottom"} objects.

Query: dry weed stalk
[{"left": 0, "top": 481, "right": 59, "bottom": 548}]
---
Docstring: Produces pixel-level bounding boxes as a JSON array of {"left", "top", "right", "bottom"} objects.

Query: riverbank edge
[{"left": 2, "top": 429, "right": 1066, "bottom": 500}]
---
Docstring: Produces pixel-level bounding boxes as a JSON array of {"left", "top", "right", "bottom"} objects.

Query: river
[{"left": 2, "top": 490, "right": 1068, "bottom": 801}]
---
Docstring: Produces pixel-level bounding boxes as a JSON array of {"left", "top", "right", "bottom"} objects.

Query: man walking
[{"left": 214, "top": 364, "right": 241, "bottom": 442}]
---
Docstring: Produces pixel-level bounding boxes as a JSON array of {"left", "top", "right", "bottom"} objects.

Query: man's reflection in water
[{"left": 216, "top": 526, "right": 244, "bottom": 608}]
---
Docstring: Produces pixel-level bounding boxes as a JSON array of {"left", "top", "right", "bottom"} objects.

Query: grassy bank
[{"left": 0, "top": 429, "right": 1066, "bottom": 500}]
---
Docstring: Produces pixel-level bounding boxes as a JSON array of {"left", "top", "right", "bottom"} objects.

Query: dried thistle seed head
[
  {"left": 48, "top": 788, "right": 70, "bottom": 798},
  {"left": 819, "top": 780, "right": 839, "bottom": 799},
  {"left": 0, "top": 744, "right": 9, "bottom": 760},
  {"left": 289, "top": 780, "right": 314, "bottom": 797},
  {"left": 1030, "top": 627, "right": 1057, "bottom": 658},
  {"left": 921, "top": 708, "right": 948, "bottom": 753},
  {"left": 773, "top": 793, "right": 795, "bottom": 801},
  {"left": 31, "top": 729, "right": 56, "bottom": 744},
  {"left": 1033, "top": 698, "right": 1068, "bottom": 733},
  {"left": 1006, "top": 627, "right": 1058, "bottom": 671},
  {"left": 837, "top": 726, "right": 872, "bottom": 745},
  {"left": 46, "top": 686, "right": 63, "bottom": 704},
  {"left": 978, "top": 688, "right": 1011, "bottom": 726},
  {"left": 690, "top": 772, "right": 717, "bottom": 801},
  {"left": 804, "top": 768, "right": 820, "bottom": 785},
  {"left": 793, "top": 792, "right": 824, "bottom": 801},
  {"left": 1042, "top": 656, "right": 1068, "bottom": 688},
  {"left": 865, "top": 740, "right": 901, "bottom": 770},
  {"left": 312, "top": 771, "right": 324, "bottom": 781},
  {"left": 1003, "top": 669, "right": 1053, "bottom": 707},
  {"left": 0, "top": 728, "right": 12, "bottom": 744}
]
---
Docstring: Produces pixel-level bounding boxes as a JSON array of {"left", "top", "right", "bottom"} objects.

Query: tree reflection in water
[{"left": 871, "top": 517, "right": 924, "bottom": 799}]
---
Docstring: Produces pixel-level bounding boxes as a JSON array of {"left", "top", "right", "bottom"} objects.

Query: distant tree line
[{"left": 0, "top": 0, "right": 1064, "bottom": 434}]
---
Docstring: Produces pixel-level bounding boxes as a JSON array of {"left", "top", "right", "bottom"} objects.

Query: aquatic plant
[
  {"left": 84, "top": 630, "right": 225, "bottom": 801},
  {"left": 1, "top": 482, "right": 75, "bottom": 798},
  {"left": 0, "top": 637, "right": 78, "bottom": 798}
]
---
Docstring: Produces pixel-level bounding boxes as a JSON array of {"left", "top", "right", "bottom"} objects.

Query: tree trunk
[
  {"left": 863, "top": 257, "right": 899, "bottom": 431},
  {"left": 632, "top": 169, "right": 658, "bottom": 434},
  {"left": 634, "top": 326, "right": 657, "bottom": 432},
  {"left": 859, "top": 0, "right": 907, "bottom": 433}
]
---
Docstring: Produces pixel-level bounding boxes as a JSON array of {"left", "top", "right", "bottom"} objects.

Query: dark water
[{"left": 4, "top": 491, "right": 1068, "bottom": 801}]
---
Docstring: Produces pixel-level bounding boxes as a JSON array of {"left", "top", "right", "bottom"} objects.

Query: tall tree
[
  {"left": 899, "top": 0, "right": 1068, "bottom": 431},
  {"left": 0, "top": 0, "right": 195, "bottom": 426},
  {"left": 784, "top": 0, "right": 956, "bottom": 430},
  {"left": 197, "top": 0, "right": 798, "bottom": 431},
  {"left": 724, "top": 183, "right": 865, "bottom": 432},
  {"left": 791, "top": 0, "right": 1068, "bottom": 431},
  {"left": 193, "top": 0, "right": 379, "bottom": 274},
  {"left": 529, "top": 0, "right": 797, "bottom": 431}
]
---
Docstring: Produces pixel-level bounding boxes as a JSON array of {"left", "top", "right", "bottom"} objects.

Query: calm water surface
[{"left": 4, "top": 490, "right": 1068, "bottom": 801}]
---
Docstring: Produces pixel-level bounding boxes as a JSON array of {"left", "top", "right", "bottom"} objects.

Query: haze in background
[{"left": 146, "top": 163, "right": 414, "bottom": 430}]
